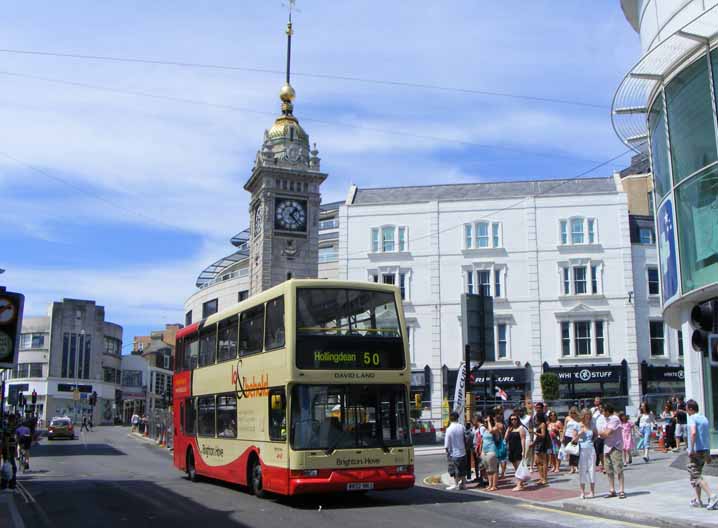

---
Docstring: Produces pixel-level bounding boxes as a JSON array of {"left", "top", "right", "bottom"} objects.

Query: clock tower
[{"left": 245, "top": 13, "right": 327, "bottom": 296}]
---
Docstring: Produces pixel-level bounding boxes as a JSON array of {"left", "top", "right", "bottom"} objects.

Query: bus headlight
[
  {"left": 302, "top": 469, "right": 319, "bottom": 477},
  {"left": 395, "top": 465, "right": 408, "bottom": 473}
]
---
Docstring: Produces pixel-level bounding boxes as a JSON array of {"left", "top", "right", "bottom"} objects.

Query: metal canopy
[{"left": 612, "top": 4, "right": 718, "bottom": 153}]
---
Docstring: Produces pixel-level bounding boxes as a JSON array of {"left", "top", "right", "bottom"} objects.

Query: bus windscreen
[{"left": 295, "top": 288, "right": 404, "bottom": 370}]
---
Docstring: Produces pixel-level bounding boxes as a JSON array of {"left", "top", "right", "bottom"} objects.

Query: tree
[{"left": 540, "top": 372, "right": 560, "bottom": 402}]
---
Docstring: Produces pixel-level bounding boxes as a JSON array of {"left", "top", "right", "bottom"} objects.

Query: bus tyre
[
  {"left": 250, "top": 458, "right": 266, "bottom": 498},
  {"left": 187, "top": 450, "right": 198, "bottom": 482}
]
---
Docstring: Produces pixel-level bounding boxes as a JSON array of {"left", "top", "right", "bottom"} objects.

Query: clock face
[
  {"left": 0, "top": 297, "right": 17, "bottom": 325},
  {"left": 286, "top": 144, "right": 301, "bottom": 162},
  {"left": 274, "top": 198, "right": 307, "bottom": 232}
]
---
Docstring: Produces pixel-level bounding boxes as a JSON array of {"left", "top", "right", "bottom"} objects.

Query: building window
[
  {"left": 595, "top": 321, "right": 605, "bottom": 356},
  {"left": 382, "top": 227, "right": 395, "bottom": 252},
  {"left": 560, "top": 217, "right": 598, "bottom": 246},
  {"left": 494, "top": 269, "right": 501, "bottom": 298},
  {"left": 122, "top": 370, "right": 142, "bottom": 387},
  {"left": 466, "top": 271, "right": 474, "bottom": 294},
  {"left": 560, "top": 262, "right": 601, "bottom": 296},
  {"left": 202, "top": 299, "right": 218, "bottom": 319},
  {"left": 477, "top": 270, "right": 491, "bottom": 296},
  {"left": 382, "top": 273, "right": 395, "bottom": 285},
  {"left": 678, "top": 330, "right": 684, "bottom": 357},
  {"left": 319, "top": 245, "right": 338, "bottom": 263},
  {"left": 464, "top": 221, "right": 502, "bottom": 249},
  {"left": 639, "top": 227, "right": 654, "bottom": 244},
  {"left": 319, "top": 218, "right": 339, "bottom": 230},
  {"left": 560, "top": 320, "right": 607, "bottom": 357},
  {"left": 497, "top": 324, "right": 507, "bottom": 359},
  {"left": 371, "top": 274, "right": 378, "bottom": 283},
  {"left": 647, "top": 191, "right": 654, "bottom": 216},
  {"left": 573, "top": 266, "right": 587, "bottom": 295},
  {"left": 20, "top": 334, "right": 45, "bottom": 350},
  {"left": 590, "top": 265, "right": 598, "bottom": 294},
  {"left": 104, "top": 337, "right": 121, "bottom": 356},
  {"left": 561, "top": 322, "right": 571, "bottom": 357},
  {"left": 185, "top": 311, "right": 192, "bottom": 326},
  {"left": 399, "top": 273, "right": 407, "bottom": 300},
  {"left": 575, "top": 321, "right": 591, "bottom": 356},
  {"left": 371, "top": 228, "right": 379, "bottom": 252},
  {"left": 562, "top": 268, "right": 570, "bottom": 295},
  {"left": 647, "top": 267, "right": 660, "bottom": 296},
  {"left": 398, "top": 227, "right": 406, "bottom": 252},
  {"left": 649, "top": 321, "right": 665, "bottom": 357},
  {"left": 238, "top": 290, "right": 249, "bottom": 302}
]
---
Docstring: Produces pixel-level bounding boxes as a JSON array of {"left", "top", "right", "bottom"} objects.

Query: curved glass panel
[
  {"left": 666, "top": 55, "right": 717, "bottom": 183},
  {"left": 675, "top": 164, "right": 718, "bottom": 293},
  {"left": 648, "top": 93, "right": 671, "bottom": 199}
]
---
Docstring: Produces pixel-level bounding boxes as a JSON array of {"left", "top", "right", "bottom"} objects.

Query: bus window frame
[
  {"left": 217, "top": 315, "right": 239, "bottom": 363},
  {"left": 199, "top": 324, "right": 218, "bottom": 368},
  {"left": 239, "top": 304, "right": 265, "bottom": 357},
  {"left": 196, "top": 395, "right": 216, "bottom": 438},
  {"left": 264, "top": 296, "right": 286, "bottom": 351}
]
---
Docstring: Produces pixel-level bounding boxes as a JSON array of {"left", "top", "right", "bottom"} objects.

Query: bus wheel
[
  {"left": 187, "top": 450, "right": 199, "bottom": 482},
  {"left": 249, "top": 458, "right": 266, "bottom": 498}
]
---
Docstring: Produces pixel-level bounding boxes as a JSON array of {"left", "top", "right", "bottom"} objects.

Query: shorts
[
  {"left": 674, "top": 424, "right": 684, "bottom": 439},
  {"left": 688, "top": 451, "right": 710, "bottom": 488},
  {"left": 604, "top": 448, "right": 624, "bottom": 478},
  {"left": 482, "top": 451, "right": 498, "bottom": 474},
  {"left": 448, "top": 455, "right": 467, "bottom": 478},
  {"left": 19, "top": 437, "right": 31, "bottom": 451}
]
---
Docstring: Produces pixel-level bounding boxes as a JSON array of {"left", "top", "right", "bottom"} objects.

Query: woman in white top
[
  {"left": 637, "top": 402, "right": 656, "bottom": 463},
  {"left": 562, "top": 407, "right": 581, "bottom": 474},
  {"left": 574, "top": 409, "right": 597, "bottom": 499}
]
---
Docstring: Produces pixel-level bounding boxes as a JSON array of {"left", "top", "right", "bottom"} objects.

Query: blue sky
[{"left": 0, "top": 1, "right": 640, "bottom": 346}]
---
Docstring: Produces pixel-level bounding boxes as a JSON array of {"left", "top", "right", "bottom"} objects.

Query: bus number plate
[{"left": 347, "top": 482, "right": 374, "bottom": 491}]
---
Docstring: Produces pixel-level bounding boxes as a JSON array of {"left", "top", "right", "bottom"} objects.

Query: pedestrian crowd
[{"left": 444, "top": 395, "right": 717, "bottom": 511}]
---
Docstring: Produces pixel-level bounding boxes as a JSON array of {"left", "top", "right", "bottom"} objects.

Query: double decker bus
[{"left": 172, "top": 279, "right": 414, "bottom": 496}]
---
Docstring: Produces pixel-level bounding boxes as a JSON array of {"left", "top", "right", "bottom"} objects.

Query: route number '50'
[{"left": 363, "top": 352, "right": 380, "bottom": 366}]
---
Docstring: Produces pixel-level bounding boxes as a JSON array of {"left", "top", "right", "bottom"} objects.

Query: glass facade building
[{"left": 648, "top": 48, "right": 718, "bottom": 449}]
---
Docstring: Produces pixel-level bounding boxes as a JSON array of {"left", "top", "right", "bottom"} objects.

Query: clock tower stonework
[{"left": 245, "top": 21, "right": 327, "bottom": 296}]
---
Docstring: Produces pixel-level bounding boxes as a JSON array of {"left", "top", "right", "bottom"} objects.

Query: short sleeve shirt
[
  {"left": 444, "top": 422, "right": 467, "bottom": 458},
  {"left": 687, "top": 413, "right": 710, "bottom": 453},
  {"left": 603, "top": 415, "right": 623, "bottom": 453}
]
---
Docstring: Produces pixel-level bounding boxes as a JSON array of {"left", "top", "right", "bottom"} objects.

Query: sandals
[
  {"left": 618, "top": 492, "right": 626, "bottom": 499},
  {"left": 606, "top": 491, "right": 617, "bottom": 498}
]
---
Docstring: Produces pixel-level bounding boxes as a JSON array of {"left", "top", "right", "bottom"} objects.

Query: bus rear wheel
[
  {"left": 187, "top": 450, "right": 199, "bottom": 482},
  {"left": 249, "top": 458, "right": 266, "bottom": 498}
]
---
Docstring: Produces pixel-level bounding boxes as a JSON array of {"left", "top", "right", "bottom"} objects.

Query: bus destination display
[{"left": 296, "top": 335, "right": 404, "bottom": 370}]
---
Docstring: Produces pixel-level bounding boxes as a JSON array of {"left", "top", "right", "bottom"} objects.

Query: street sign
[{"left": 0, "top": 288, "right": 24, "bottom": 369}]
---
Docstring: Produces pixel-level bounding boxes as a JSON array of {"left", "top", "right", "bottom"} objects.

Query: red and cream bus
[{"left": 172, "top": 279, "right": 414, "bottom": 496}]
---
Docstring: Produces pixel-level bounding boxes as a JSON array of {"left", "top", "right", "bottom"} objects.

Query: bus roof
[{"left": 182, "top": 279, "right": 401, "bottom": 336}]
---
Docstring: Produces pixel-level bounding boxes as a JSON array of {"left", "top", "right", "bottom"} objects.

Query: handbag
[
  {"left": 515, "top": 460, "right": 531, "bottom": 481},
  {"left": 564, "top": 442, "right": 580, "bottom": 457}
]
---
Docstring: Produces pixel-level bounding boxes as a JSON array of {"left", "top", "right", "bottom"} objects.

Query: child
[{"left": 619, "top": 412, "right": 636, "bottom": 465}]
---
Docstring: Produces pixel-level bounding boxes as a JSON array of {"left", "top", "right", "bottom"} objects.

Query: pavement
[
  {"left": 436, "top": 449, "right": 718, "bottom": 528},
  {"left": 2, "top": 426, "right": 666, "bottom": 527}
]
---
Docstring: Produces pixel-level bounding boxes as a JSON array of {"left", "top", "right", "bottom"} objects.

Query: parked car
[{"left": 47, "top": 417, "right": 74, "bottom": 440}]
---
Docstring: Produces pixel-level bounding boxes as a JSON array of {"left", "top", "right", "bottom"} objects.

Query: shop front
[
  {"left": 640, "top": 362, "right": 685, "bottom": 412},
  {"left": 542, "top": 360, "right": 629, "bottom": 412}
]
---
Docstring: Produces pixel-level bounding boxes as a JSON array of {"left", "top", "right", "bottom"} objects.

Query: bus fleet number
[{"left": 363, "top": 352, "right": 380, "bottom": 366}]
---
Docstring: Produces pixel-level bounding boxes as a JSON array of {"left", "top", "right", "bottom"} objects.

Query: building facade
[
  {"left": 2, "top": 298, "right": 123, "bottom": 425},
  {"left": 185, "top": 171, "right": 679, "bottom": 423},
  {"left": 615, "top": 0, "right": 718, "bottom": 447}
]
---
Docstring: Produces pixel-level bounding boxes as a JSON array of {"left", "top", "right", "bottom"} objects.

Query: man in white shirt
[{"left": 444, "top": 412, "right": 467, "bottom": 490}]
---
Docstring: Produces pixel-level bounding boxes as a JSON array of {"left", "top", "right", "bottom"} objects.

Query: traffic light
[
  {"left": 691, "top": 299, "right": 718, "bottom": 363},
  {"left": 414, "top": 393, "right": 421, "bottom": 409},
  {"left": 461, "top": 293, "right": 494, "bottom": 363},
  {"left": 0, "top": 288, "right": 25, "bottom": 369},
  {"left": 17, "top": 391, "right": 24, "bottom": 408},
  {"left": 31, "top": 390, "right": 37, "bottom": 404}
]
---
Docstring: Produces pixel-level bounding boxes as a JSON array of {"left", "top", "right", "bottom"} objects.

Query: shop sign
[
  {"left": 545, "top": 365, "right": 622, "bottom": 384},
  {"left": 646, "top": 365, "right": 685, "bottom": 382},
  {"left": 470, "top": 368, "right": 526, "bottom": 385}
]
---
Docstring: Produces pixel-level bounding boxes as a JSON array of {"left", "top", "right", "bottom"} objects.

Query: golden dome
[
  {"left": 267, "top": 115, "right": 308, "bottom": 142},
  {"left": 279, "top": 82, "right": 296, "bottom": 103}
]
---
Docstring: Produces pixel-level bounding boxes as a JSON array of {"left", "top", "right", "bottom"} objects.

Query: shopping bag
[
  {"left": 557, "top": 444, "right": 566, "bottom": 461},
  {"left": 515, "top": 460, "right": 531, "bottom": 481}
]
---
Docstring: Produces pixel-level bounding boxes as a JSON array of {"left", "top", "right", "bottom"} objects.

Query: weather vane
[{"left": 282, "top": 0, "right": 299, "bottom": 23}]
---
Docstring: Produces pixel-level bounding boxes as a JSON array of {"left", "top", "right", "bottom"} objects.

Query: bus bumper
[{"left": 289, "top": 467, "right": 414, "bottom": 495}]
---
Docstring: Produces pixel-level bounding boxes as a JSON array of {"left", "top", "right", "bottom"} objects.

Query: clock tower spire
[{"left": 245, "top": 4, "right": 327, "bottom": 296}]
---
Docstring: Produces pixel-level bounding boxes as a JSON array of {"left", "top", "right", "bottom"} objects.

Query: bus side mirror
[{"left": 271, "top": 394, "right": 283, "bottom": 410}]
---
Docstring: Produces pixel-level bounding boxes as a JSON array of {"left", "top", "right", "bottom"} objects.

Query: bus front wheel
[
  {"left": 249, "top": 457, "right": 266, "bottom": 498},
  {"left": 187, "top": 450, "right": 199, "bottom": 482}
]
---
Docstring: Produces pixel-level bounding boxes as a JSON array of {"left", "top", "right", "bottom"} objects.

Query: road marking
[
  {"left": 519, "top": 504, "right": 657, "bottom": 528},
  {"left": 6, "top": 492, "right": 26, "bottom": 528}
]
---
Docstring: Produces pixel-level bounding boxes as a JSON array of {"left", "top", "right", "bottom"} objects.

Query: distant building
[{"left": 2, "top": 298, "right": 123, "bottom": 425}]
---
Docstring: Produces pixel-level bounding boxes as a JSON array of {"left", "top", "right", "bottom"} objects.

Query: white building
[
  {"left": 2, "top": 298, "right": 123, "bottom": 425},
  {"left": 185, "top": 169, "right": 681, "bottom": 423}
]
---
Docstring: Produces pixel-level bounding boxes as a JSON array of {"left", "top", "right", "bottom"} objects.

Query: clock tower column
[{"left": 245, "top": 17, "right": 327, "bottom": 296}]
